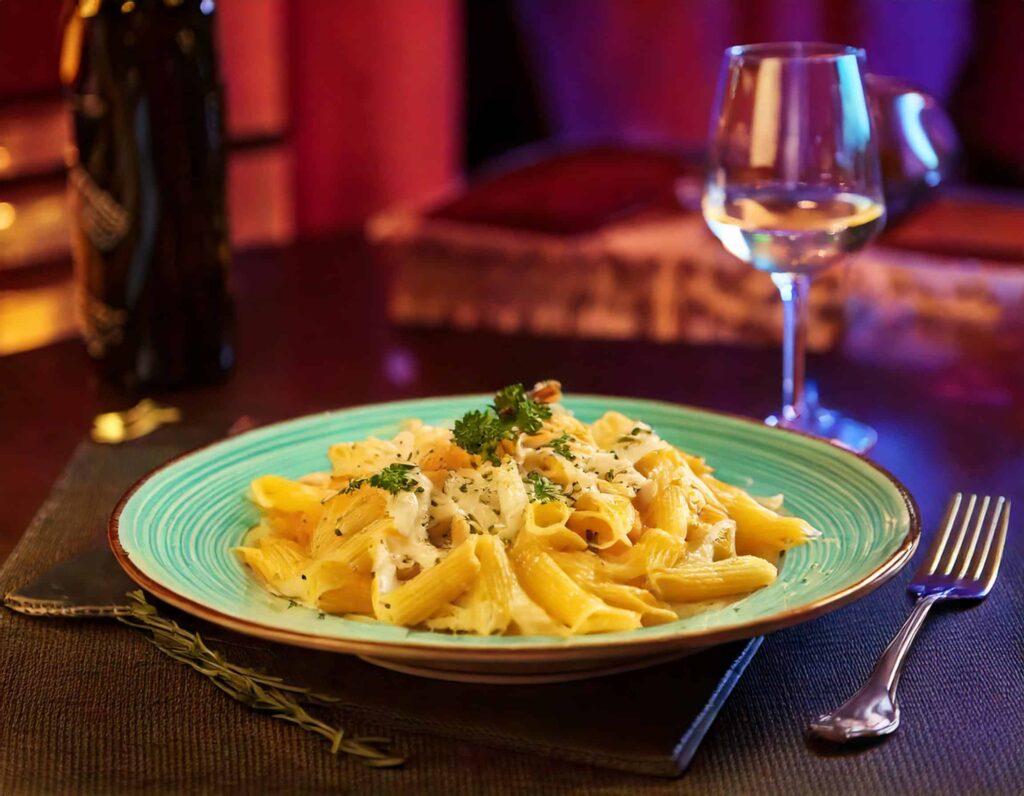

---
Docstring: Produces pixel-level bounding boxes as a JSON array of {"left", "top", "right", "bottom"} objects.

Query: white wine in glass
[
  {"left": 703, "top": 43, "right": 886, "bottom": 452},
  {"left": 704, "top": 187, "right": 885, "bottom": 273}
]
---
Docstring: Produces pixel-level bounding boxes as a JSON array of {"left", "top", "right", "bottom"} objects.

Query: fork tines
[{"left": 914, "top": 492, "right": 1011, "bottom": 596}]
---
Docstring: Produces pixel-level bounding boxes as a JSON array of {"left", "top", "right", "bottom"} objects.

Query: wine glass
[{"left": 702, "top": 42, "right": 885, "bottom": 452}]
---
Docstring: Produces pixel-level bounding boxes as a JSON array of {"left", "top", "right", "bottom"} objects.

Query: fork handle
[
  {"left": 873, "top": 593, "right": 942, "bottom": 695},
  {"left": 811, "top": 593, "right": 942, "bottom": 741}
]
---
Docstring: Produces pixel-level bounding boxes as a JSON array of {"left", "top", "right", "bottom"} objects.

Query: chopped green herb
[
  {"left": 339, "top": 462, "right": 419, "bottom": 497},
  {"left": 542, "top": 432, "right": 576, "bottom": 461},
  {"left": 527, "top": 471, "right": 562, "bottom": 503}
]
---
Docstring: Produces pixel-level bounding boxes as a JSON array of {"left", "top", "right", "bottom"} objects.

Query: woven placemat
[
  {"left": 1, "top": 425, "right": 755, "bottom": 788},
  {"left": 2, "top": 423, "right": 1022, "bottom": 794}
]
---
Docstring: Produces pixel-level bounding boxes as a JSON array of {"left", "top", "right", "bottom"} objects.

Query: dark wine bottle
[{"left": 62, "top": 0, "right": 234, "bottom": 390}]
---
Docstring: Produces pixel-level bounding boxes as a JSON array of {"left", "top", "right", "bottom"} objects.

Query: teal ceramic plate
[{"left": 110, "top": 395, "right": 919, "bottom": 682}]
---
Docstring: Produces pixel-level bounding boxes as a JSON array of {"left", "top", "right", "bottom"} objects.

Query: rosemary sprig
[{"left": 117, "top": 591, "right": 404, "bottom": 768}]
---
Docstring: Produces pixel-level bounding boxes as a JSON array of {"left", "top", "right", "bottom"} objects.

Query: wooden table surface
[{"left": 1, "top": 229, "right": 1022, "bottom": 567}]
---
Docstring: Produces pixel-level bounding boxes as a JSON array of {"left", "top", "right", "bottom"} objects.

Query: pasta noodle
[
  {"left": 649, "top": 556, "right": 779, "bottom": 602},
  {"left": 235, "top": 381, "right": 818, "bottom": 635}
]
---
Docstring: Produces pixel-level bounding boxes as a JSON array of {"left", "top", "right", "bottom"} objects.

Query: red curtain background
[
  {"left": 286, "top": 0, "right": 462, "bottom": 234},
  {"left": 2, "top": 0, "right": 1019, "bottom": 235},
  {"left": 515, "top": 0, "right": 974, "bottom": 149}
]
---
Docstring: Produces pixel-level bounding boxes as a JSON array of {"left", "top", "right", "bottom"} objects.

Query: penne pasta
[
  {"left": 642, "top": 483, "right": 690, "bottom": 539},
  {"left": 549, "top": 550, "right": 677, "bottom": 627},
  {"left": 250, "top": 474, "right": 333, "bottom": 515},
  {"left": 511, "top": 536, "right": 641, "bottom": 634},
  {"left": 236, "top": 382, "right": 816, "bottom": 636},
  {"left": 373, "top": 537, "right": 481, "bottom": 627},
  {"left": 310, "top": 486, "right": 387, "bottom": 558},
  {"left": 521, "top": 449, "right": 574, "bottom": 487},
  {"left": 507, "top": 586, "right": 569, "bottom": 636},
  {"left": 586, "top": 581, "right": 678, "bottom": 626},
  {"left": 704, "top": 476, "right": 819, "bottom": 560},
  {"left": 426, "top": 535, "right": 514, "bottom": 635},
  {"left": 233, "top": 537, "right": 314, "bottom": 599},
  {"left": 328, "top": 438, "right": 402, "bottom": 478},
  {"left": 650, "top": 556, "right": 778, "bottom": 602},
  {"left": 520, "top": 501, "right": 588, "bottom": 551},
  {"left": 608, "top": 527, "right": 688, "bottom": 579},
  {"left": 318, "top": 521, "right": 383, "bottom": 574},
  {"left": 316, "top": 564, "right": 374, "bottom": 615},
  {"left": 566, "top": 492, "right": 636, "bottom": 549}
]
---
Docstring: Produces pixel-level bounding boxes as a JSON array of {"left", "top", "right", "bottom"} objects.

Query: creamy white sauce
[
  {"left": 383, "top": 469, "right": 437, "bottom": 570},
  {"left": 373, "top": 539, "right": 399, "bottom": 595},
  {"left": 370, "top": 419, "right": 669, "bottom": 581}
]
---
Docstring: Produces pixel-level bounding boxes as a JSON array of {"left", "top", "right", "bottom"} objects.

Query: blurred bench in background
[{"left": 371, "top": 145, "right": 1024, "bottom": 368}]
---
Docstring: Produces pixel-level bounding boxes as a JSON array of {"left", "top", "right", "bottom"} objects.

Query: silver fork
[{"left": 809, "top": 492, "right": 1011, "bottom": 742}]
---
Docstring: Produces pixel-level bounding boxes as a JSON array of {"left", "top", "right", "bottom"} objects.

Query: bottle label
[
  {"left": 68, "top": 164, "right": 131, "bottom": 252},
  {"left": 78, "top": 286, "right": 128, "bottom": 357}
]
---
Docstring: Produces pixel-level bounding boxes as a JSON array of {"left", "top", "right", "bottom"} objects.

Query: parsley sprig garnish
[
  {"left": 493, "top": 384, "right": 551, "bottom": 433},
  {"left": 338, "top": 463, "right": 420, "bottom": 497},
  {"left": 526, "top": 471, "right": 562, "bottom": 503},
  {"left": 452, "top": 410, "right": 507, "bottom": 464},
  {"left": 452, "top": 383, "right": 553, "bottom": 464}
]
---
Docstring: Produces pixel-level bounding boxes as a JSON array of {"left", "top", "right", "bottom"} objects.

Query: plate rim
[{"left": 108, "top": 393, "right": 921, "bottom": 662}]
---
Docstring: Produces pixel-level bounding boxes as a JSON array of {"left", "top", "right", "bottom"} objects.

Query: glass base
[{"left": 765, "top": 405, "right": 878, "bottom": 454}]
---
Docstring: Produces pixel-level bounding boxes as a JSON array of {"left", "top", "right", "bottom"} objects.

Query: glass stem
[{"left": 771, "top": 272, "right": 810, "bottom": 423}]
